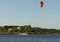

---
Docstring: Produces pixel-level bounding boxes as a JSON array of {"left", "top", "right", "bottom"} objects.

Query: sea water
[{"left": 0, "top": 34, "right": 60, "bottom": 42}]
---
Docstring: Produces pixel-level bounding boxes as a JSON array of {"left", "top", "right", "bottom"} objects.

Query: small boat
[{"left": 18, "top": 33, "right": 28, "bottom": 35}]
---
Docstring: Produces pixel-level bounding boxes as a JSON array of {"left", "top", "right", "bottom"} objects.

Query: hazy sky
[{"left": 0, "top": 0, "right": 60, "bottom": 29}]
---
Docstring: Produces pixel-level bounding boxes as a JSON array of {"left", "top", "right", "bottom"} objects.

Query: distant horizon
[{"left": 0, "top": 24, "right": 60, "bottom": 30}]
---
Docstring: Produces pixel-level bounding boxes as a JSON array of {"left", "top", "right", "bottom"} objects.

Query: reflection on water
[{"left": 0, "top": 34, "right": 60, "bottom": 42}]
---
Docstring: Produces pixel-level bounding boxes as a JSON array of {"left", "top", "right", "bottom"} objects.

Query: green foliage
[{"left": 0, "top": 25, "right": 60, "bottom": 34}]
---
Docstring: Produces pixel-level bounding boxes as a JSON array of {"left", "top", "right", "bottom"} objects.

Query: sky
[{"left": 0, "top": 0, "right": 60, "bottom": 29}]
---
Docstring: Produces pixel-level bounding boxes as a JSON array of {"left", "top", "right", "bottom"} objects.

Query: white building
[{"left": 17, "top": 27, "right": 20, "bottom": 29}]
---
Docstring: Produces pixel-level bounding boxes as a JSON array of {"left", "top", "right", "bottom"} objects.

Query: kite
[{"left": 40, "top": 1, "right": 44, "bottom": 8}]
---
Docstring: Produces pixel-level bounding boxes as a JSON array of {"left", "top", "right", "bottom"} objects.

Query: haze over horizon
[{"left": 0, "top": 0, "right": 60, "bottom": 29}]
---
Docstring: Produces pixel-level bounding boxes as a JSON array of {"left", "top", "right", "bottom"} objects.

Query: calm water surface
[{"left": 0, "top": 34, "right": 60, "bottom": 42}]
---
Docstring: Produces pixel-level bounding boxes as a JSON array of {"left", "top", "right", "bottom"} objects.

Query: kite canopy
[{"left": 40, "top": 1, "right": 44, "bottom": 8}]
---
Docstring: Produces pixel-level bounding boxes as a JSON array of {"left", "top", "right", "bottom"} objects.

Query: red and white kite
[{"left": 40, "top": 1, "right": 44, "bottom": 8}]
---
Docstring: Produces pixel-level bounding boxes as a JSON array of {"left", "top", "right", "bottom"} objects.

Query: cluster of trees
[{"left": 0, "top": 25, "right": 60, "bottom": 34}]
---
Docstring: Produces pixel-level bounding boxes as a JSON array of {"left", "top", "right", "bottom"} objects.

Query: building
[{"left": 8, "top": 28, "right": 13, "bottom": 32}]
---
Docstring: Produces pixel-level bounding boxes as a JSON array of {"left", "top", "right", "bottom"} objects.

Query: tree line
[{"left": 0, "top": 25, "right": 60, "bottom": 34}]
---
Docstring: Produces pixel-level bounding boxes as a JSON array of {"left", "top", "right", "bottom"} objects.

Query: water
[{"left": 0, "top": 34, "right": 60, "bottom": 42}]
